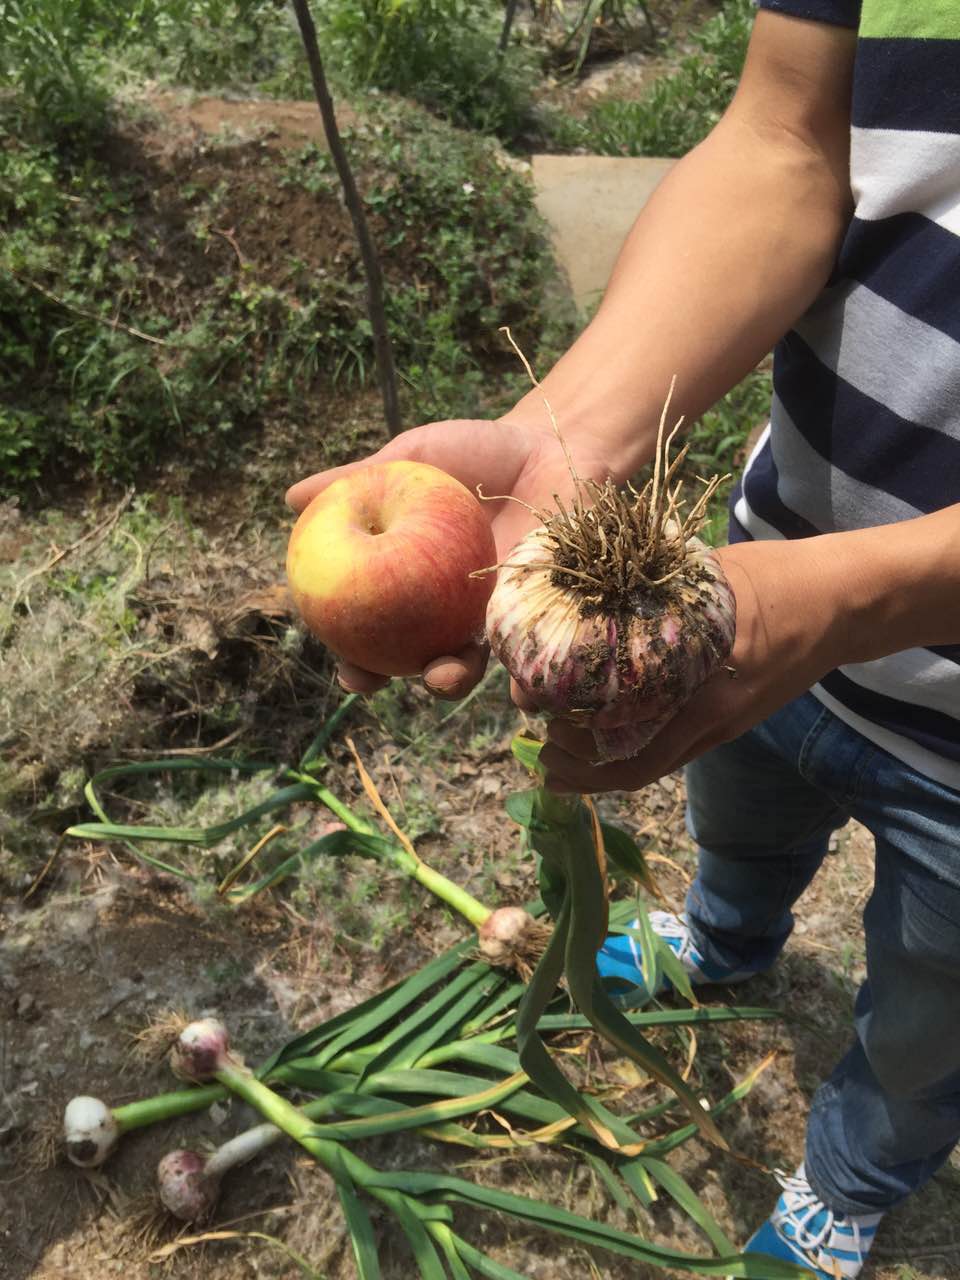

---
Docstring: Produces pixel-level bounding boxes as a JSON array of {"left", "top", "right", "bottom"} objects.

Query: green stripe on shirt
[{"left": 859, "top": 0, "right": 959, "bottom": 40}]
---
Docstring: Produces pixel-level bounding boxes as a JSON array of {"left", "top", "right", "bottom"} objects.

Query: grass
[
  {"left": 0, "top": 91, "right": 573, "bottom": 499},
  {"left": 316, "top": 0, "right": 540, "bottom": 140},
  {"left": 543, "top": 0, "right": 755, "bottom": 157},
  {"left": 1, "top": 0, "right": 539, "bottom": 142},
  {"left": 0, "top": 495, "right": 330, "bottom": 881},
  {"left": 685, "top": 367, "right": 772, "bottom": 546}
]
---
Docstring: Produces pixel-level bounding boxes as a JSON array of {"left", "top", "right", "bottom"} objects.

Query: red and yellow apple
[{"left": 286, "top": 460, "right": 497, "bottom": 676}]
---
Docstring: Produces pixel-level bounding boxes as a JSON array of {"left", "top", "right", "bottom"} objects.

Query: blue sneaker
[
  {"left": 743, "top": 1166, "right": 884, "bottom": 1279},
  {"left": 597, "top": 910, "right": 758, "bottom": 999}
]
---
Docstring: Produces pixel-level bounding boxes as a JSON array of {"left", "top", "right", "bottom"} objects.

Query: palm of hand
[
  {"left": 540, "top": 537, "right": 847, "bottom": 793},
  {"left": 285, "top": 416, "right": 617, "bottom": 699}
]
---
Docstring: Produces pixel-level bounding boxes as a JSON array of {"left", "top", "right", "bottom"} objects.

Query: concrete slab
[{"left": 531, "top": 154, "right": 676, "bottom": 311}]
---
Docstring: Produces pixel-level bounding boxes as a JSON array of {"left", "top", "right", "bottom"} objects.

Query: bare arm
[
  {"left": 286, "top": 9, "right": 859, "bottom": 701},
  {"left": 505, "top": 10, "right": 857, "bottom": 479}
]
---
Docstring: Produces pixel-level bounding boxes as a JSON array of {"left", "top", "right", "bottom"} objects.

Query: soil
[
  {"left": 140, "top": 93, "right": 358, "bottom": 153},
  {"left": 94, "top": 102, "right": 356, "bottom": 322},
  {"left": 4, "top": 756, "right": 959, "bottom": 1278}
]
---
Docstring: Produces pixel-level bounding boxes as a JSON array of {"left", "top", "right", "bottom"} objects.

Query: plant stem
[
  {"left": 309, "top": 780, "right": 376, "bottom": 833},
  {"left": 289, "top": 0, "right": 402, "bottom": 438},
  {"left": 85, "top": 1032, "right": 432, "bottom": 1156},
  {"left": 204, "top": 1121, "right": 284, "bottom": 1178},
  {"left": 198, "top": 1091, "right": 355, "bottom": 1180},
  {"left": 534, "top": 786, "right": 581, "bottom": 826},
  {"left": 392, "top": 846, "right": 491, "bottom": 927},
  {"left": 294, "top": 770, "right": 492, "bottom": 926},
  {"left": 112, "top": 1083, "right": 225, "bottom": 1132},
  {"left": 213, "top": 1060, "right": 370, "bottom": 1185}
]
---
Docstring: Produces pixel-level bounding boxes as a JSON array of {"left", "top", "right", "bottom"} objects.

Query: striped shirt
[{"left": 733, "top": 0, "right": 960, "bottom": 789}]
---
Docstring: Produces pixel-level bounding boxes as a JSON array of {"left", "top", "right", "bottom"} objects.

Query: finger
[
  {"left": 539, "top": 742, "right": 638, "bottom": 794},
  {"left": 337, "top": 661, "right": 391, "bottom": 695},
  {"left": 545, "top": 719, "right": 598, "bottom": 761},
  {"left": 509, "top": 677, "right": 541, "bottom": 712},
  {"left": 423, "top": 643, "right": 489, "bottom": 700},
  {"left": 614, "top": 672, "right": 737, "bottom": 778},
  {"left": 285, "top": 459, "right": 370, "bottom": 513}
]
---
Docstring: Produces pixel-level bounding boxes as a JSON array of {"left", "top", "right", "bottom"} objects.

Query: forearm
[
  {"left": 830, "top": 504, "right": 960, "bottom": 661},
  {"left": 503, "top": 13, "right": 855, "bottom": 482},
  {"left": 716, "top": 503, "right": 960, "bottom": 689}
]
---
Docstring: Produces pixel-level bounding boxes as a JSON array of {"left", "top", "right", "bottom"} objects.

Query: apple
[{"left": 286, "top": 460, "right": 498, "bottom": 676}]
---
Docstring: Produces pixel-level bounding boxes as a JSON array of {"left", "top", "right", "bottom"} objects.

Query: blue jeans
[{"left": 685, "top": 691, "right": 960, "bottom": 1217}]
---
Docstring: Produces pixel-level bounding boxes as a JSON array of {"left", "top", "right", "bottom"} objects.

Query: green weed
[
  {"left": 686, "top": 367, "right": 772, "bottom": 545},
  {"left": 544, "top": 0, "right": 754, "bottom": 157},
  {"left": 317, "top": 0, "right": 538, "bottom": 140},
  {"left": 1, "top": 96, "right": 573, "bottom": 499},
  {"left": 0, "top": 0, "right": 112, "bottom": 137},
  {"left": 1, "top": 0, "right": 537, "bottom": 141},
  {"left": 0, "top": 0, "right": 304, "bottom": 132}
]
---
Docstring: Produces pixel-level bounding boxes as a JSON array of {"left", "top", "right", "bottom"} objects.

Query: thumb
[{"left": 422, "top": 642, "right": 490, "bottom": 700}]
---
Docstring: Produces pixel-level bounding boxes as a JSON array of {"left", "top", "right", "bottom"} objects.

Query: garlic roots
[
  {"left": 487, "top": 469, "right": 735, "bottom": 761},
  {"left": 477, "top": 906, "right": 552, "bottom": 979}
]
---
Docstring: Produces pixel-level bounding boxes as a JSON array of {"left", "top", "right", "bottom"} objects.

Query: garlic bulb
[
  {"left": 157, "top": 1148, "right": 219, "bottom": 1221},
  {"left": 171, "top": 1017, "right": 232, "bottom": 1083},
  {"left": 477, "top": 906, "right": 554, "bottom": 981},
  {"left": 486, "top": 475, "right": 736, "bottom": 761},
  {"left": 63, "top": 1095, "right": 120, "bottom": 1168}
]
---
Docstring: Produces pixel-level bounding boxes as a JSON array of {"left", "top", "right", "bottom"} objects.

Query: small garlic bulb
[
  {"left": 171, "top": 1017, "right": 231, "bottom": 1083},
  {"left": 478, "top": 906, "right": 537, "bottom": 963},
  {"left": 63, "top": 1096, "right": 120, "bottom": 1167},
  {"left": 157, "top": 1149, "right": 219, "bottom": 1221}
]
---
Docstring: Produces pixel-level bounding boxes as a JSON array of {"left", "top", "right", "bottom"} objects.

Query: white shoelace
[
  {"left": 771, "top": 1169, "right": 878, "bottom": 1267},
  {"left": 648, "top": 911, "right": 701, "bottom": 971}
]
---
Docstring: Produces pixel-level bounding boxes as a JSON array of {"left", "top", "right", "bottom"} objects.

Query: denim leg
[
  {"left": 684, "top": 700, "right": 850, "bottom": 975},
  {"left": 805, "top": 765, "right": 960, "bottom": 1214}
]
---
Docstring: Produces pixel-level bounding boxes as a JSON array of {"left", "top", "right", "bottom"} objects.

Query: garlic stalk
[{"left": 346, "top": 734, "right": 549, "bottom": 974}]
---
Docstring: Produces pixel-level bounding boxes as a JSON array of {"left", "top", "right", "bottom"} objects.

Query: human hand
[
  {"left": 286, "top": 417, "right": 615, "bottom": 700},
  {"left": 538, "top": 534, "right": 856, "bottom": 793}
]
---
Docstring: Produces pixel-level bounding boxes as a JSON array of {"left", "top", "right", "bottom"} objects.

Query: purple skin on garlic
[
  {"left": 487, "top": 527, "right": 736, "bottom": 762},
  {"left": 171, "top": 1017, "right": 231, "bottom": 1083},
  {"left": 157, "top": 1148, "right": 219, "bottom": 1221}
]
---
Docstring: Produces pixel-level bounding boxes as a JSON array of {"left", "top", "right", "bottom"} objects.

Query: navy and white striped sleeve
[{"left": 754, "top": 0, "right": 860, "bottom": 28}]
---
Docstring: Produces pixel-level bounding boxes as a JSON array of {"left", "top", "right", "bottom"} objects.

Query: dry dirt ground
[
  {"left": 2, "top": 93, "right": 959, "bottom": 1280},
  {"left": 4, "top": 766, "right": 960, "bottom": 1279}
]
